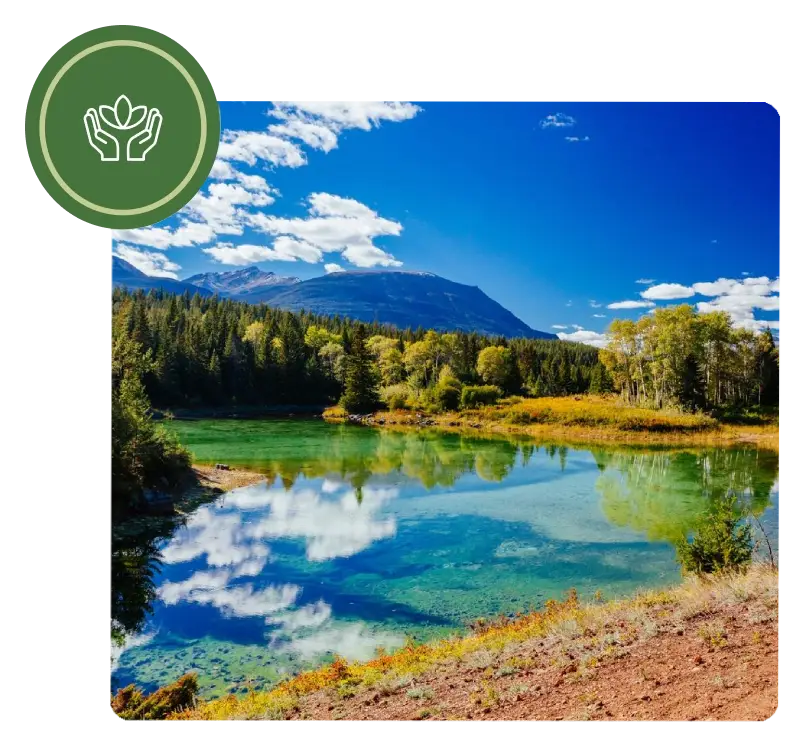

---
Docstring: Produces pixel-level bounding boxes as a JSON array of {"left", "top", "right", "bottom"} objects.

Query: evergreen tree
[{"left": 340, "top": 324, "right": 380, "bottom": 413}]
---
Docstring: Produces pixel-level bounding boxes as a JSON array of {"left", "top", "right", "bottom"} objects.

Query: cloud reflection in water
[{"left": 154, "top": 479, "right": 401, "bottom": 660}]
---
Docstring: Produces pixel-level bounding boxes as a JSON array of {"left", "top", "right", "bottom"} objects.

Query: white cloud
[
  {"left": 589, "top": 300, "right": 602, "bottom": 308},
  {"left": 184, "top": 182, "right": 276, "bottom": 234},
  {"left": 564, "top": 136, "right": 590, "bottom": 142},
  {"left": 203, "top": 239, "right": 322, "bottom": 265},
  {"left": 113, "top": 244, "right": 181, "bottom": 278},
  {"left": 557, "top": 329, "right": 609, "bottom": 348},
  {"left": 324, "top": 263, "right": 345, "bottom": 274},
  {"left": 269, "top": 119, "right": 340, "bottom": 152},
  {"left": 270, "top": 236, "right": 325, "bottom": 263},
  {"left": 271, "top": 101, "right": 421, "bottom": 133},
  {"left": 113, "top": 221, "right": 215, "bottom": 249},
  {"left": 217, "top": 130, "right": 306, "bottom": 168},
  {"left": 247, "top": 192, "right": 403, "bottom": 268},
  {"left": 113, "top": 103, "right": 420, "bottom": 267},
  {"left": 635, "top": 278, "right": 655, "bottom": 285},
  {"left": 540, "top": 113, "right": 576, "bottom": 128},
  {"left": 571, "top": 324, "right": 584, "bottom": 330},
  {"left": 640, "top": 282, "right": 695, "bottom": 300},
  {"left": 214, "top": 103, "right": 420, "bottom": 172},
  {"left": 592, "top": 313, "right": 606, "bottom": 318},
  {"left": 607, "top": 300, "right": 656, "bottom": 309},
  {"left": 208, "top": 161, "right": 273, "bottom": 193},
  {"left": 688, "top": 275, "right": 779, "bottom": 331},
  {"left": 551, "top": 325, "right": 568, "bottom": 329},
  {"left": 202, "top": 243, "right": 271, "bottom": 265},
  {"left": 692, "top": 276, "right": 777, "bottom": 298}
]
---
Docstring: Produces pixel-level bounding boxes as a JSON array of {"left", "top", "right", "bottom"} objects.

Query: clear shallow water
[{"left": 112, "top": 420, "right": 778, "bottom": 697}]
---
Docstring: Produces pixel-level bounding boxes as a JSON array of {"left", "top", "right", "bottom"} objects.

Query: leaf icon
[
  {"left": 98, "top": 105, "right": 118, "bottom": 129},
  {"left": 97, "top": 95, "right": 148, "bottom": 130},
  {"left": 114, "top": 95, "right": 132, "bottom": 127}
]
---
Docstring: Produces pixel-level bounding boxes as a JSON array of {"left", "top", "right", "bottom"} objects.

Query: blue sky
[{"left": 112, "top": 102, "right": 779, "bottom": 343}]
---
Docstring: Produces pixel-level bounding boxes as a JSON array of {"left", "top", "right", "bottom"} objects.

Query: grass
[
  {"left": 171, "top": 564, "right": 776, "bottom": 720},
  {"left": 325, "top": 395, "right": 778, "bottom": 448}
]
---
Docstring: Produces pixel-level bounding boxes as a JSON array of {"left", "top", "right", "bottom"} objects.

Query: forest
[
  {"left": 600, "top": 304, "right": 778, "bottom": 412},
  {"left": 112, "top": 287, "right": 604, "bottom": 411},
  {"left": 113, "top": 288, "right": 778, "bottom": 416}
]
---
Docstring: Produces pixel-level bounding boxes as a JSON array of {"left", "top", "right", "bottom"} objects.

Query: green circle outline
[{"left": 39, "top": 39, "right": 206, "bottom": 216}]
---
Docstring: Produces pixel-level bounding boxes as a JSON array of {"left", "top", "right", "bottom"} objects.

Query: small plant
[
  {"left": 675, "top": 493, "right": 754, "bottom": 575},
  {"left": 406, "top": 687, "right": 434, "bottom": 700},
  {"left": 480, "top": 680, "right": 500, "bottom": 709},
  {"left": 698, "top": 622, "right": 727, "bottom": 648}
]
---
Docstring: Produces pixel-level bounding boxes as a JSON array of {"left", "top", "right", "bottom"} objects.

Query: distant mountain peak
[
  {"left": 238, "top": 269, "right": 556, "bottom": 339},
  {"left": 184, "top": 266, "right": 300, "bottom": 296}
]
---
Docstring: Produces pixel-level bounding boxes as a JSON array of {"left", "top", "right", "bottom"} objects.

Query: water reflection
[{"left": 112, "top": 422, "right": 778, "bottom": 696}]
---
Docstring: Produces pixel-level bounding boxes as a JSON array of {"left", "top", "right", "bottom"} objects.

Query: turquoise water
[{"left": 112, "top": 420, "right": 778, "bottom": 697}]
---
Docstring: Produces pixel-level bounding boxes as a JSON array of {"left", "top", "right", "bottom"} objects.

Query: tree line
[
  {"left": 112, "top": 288, "right": 607, "bottom": 412},
  {"left": 599, "top": 305, "right": 778, "bottom": 412}
]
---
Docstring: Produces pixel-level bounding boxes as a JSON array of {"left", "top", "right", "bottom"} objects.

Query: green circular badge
[{"left": 25, "top": 25, "right": 220, "bottom": 229}]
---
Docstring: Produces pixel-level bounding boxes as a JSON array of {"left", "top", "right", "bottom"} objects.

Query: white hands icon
[
  {"left": 127, "top": 108, "right": 163, "bottom": 162},
  {"left": 84, "top": 95, "right": 162, "bottom": 163},
  {"left": 84, "top": 109, "right": 120, "bottom": 161}
]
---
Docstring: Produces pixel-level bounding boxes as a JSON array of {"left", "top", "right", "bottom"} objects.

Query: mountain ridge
[
  {"left": 112, "top": 259, "right": 556, "bottom": 339},
  {"left": 112, "top": 257, "right": 213, "bottom": 297}
]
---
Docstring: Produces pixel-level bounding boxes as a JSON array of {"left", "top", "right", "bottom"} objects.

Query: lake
[{"left": 111, "top": 419, "right": 778, "bottom": 698}]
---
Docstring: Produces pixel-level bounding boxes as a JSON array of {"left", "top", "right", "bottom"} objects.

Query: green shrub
[
  {"left": 435, "top": 381, "right": 461, "bottom": 411},
  {"left": 675, "top": 494, "right": 753, "bottom": 575},
  {"left": 381, "top": 384, "right": 411, "bottom": 410},
  {"left": 460, "top": 385, "right": 502, "bottom": 409}
]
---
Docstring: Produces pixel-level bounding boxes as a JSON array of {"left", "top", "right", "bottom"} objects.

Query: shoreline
[
  {"left": 324, "top": 410, "right": 779, "bottom": 450},
  {"left": 172, "top": 565, "right": 777, "bottom": 721},
  {"left": 191, "top": 464, "right": 268, "bottom": 493}
]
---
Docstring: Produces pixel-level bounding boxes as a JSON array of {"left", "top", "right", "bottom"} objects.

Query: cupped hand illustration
[
  {"left": 127, "top": 108, "right": 163, "bottom": 162},
  {"left": 84, "top": 109, "right": 120, "bottom": 161}
]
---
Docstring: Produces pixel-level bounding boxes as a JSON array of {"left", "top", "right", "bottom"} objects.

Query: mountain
[
  {"left": 112, "top": 257, "right": 212, "bottom": 296},
  {"left": 114, "top": 260, "right": 555, "bottom": 339},
  {"left": 184, "top": 266, "right": 299, "bottom": 296},
  {"left": 238, "top": 270, "right": 557, "bottom": 339}
]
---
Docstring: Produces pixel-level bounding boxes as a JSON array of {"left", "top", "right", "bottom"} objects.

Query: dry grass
[
  {"left": 325, "top": 396, "right": 778, "bottom": 449},
  {"left": 175, "top": 565, "right": 777, "bottom": 720}
]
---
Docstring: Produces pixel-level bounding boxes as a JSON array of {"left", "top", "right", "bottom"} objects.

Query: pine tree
[
  {"left": 589, "top": 363, "right": 603, "bottom": 394},
  {"left": 340, "top": 323, "right": 380, "bottom": 413}
]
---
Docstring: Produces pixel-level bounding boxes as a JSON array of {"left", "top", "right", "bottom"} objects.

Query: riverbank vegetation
[
  {"left": 112, "top": 290, "right": 778, "bottom": 432},
  {"left": 325, "top": 395, "right": 778, "bottom": 448},
  {"left": 112, "top": 319, "right": 190, "bottom": 520}
]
